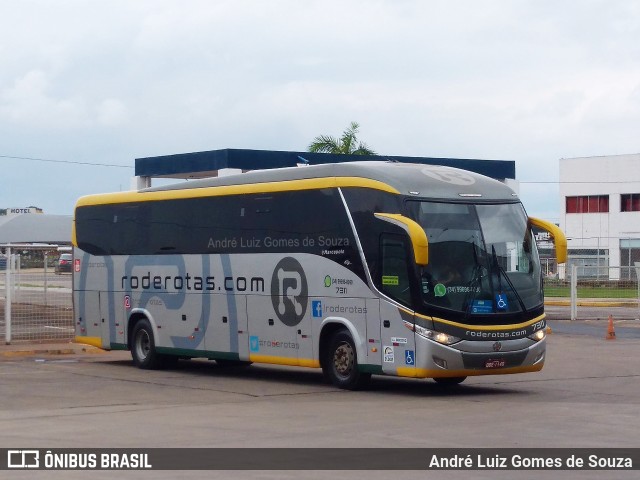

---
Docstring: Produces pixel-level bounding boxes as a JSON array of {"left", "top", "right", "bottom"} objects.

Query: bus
[{"left": 73, "top": 161, "right": 566, "bottom": 390}]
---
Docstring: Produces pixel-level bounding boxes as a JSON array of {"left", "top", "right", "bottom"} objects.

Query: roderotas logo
[{"left": 270, "top": 257, "right": 308, "bottom": 326}]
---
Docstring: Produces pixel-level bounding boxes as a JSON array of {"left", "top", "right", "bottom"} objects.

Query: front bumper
[{"left": 396, "top": 336, "right": 546, "bottom": 378}]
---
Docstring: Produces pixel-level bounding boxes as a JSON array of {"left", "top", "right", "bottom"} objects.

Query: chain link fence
[
  {"left": 2, "top": 241, "right": 639, "bottom": 343},
  {"left": 544, "top": 264, "right": 640, "bottom": 321},
  {"left": 537, "top": 233, "right": 640, "bottom": 320},
  {"left": 1, "top": 246, "right": 74, "bottom": 343}
]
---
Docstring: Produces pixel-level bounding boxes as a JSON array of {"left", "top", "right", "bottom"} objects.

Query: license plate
[{"left": 485, "top": 359, "right": 506, "bottom": 369}]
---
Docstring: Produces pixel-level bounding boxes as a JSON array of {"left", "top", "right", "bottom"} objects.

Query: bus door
[
  {"left": 378, "top": 234, "right": 418, "bottom": 375},
  {"left": 378, "top": 300, "right": 417, "bottom": 375}
]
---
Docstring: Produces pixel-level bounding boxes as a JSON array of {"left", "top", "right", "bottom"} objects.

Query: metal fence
[
  {"left": 2, "top": 246, "right": 639, "bottom": 344},
  {"left": 1, "top": 246, "right": 74, "bottom": 343},
  {"left": 544, "top": 265, "right": 640, "bottom": 321}
]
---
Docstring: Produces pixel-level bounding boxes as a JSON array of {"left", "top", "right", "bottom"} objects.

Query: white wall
[{"left": 559, "top": 154, "right": 640, "bottom": 277}]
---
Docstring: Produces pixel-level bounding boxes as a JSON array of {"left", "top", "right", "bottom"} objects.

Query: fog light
[{"left": 433, "top": 356, "right": 448, "bottom": 369}]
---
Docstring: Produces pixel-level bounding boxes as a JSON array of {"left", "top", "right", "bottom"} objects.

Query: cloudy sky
[{"left": 1, "top": 0, "right": 639, "bottom": 220}]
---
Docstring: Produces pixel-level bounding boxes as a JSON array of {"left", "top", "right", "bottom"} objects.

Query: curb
[
  {"left": 545, "top": 300, "right": 638, "bottom": 307},
  {"left": 0, "top": 344, "right": 105, "bottom": 358}
]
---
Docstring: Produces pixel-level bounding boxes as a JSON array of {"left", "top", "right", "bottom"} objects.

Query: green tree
[{"left": 308, "top": 121, "right": 376, "bottom": 155}]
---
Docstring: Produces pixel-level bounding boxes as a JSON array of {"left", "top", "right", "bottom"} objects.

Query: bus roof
[
  {"left": 148, "top": 161, "right": 517, "bottom": 200},
  {"left": 77, "top": 162, "right": 518, "bottom": 208}
]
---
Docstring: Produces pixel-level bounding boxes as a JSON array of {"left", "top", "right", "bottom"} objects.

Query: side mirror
[
  {"left": 528, "top": 217, "right": 567, "bottom": 264},
  {"left": 374, "top": 213, "right": 429, "bottom": 266}
]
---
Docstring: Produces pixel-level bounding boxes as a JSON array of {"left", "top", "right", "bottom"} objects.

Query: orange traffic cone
[{"left": 605, "top": 315, "right": 616, "bottom": 340}]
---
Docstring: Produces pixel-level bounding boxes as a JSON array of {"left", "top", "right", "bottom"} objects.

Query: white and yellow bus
[{"left": 73, "top": 161, "right": 566, "bottom": 389}]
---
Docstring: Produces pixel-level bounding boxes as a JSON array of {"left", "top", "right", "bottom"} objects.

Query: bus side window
[{"left": 379, "top": 234, "right": 412, "bottom": 305}]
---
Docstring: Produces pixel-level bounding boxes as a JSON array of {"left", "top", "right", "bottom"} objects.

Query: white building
[{"left": 559, "top": 153, "right": 640, "bottom": 279}]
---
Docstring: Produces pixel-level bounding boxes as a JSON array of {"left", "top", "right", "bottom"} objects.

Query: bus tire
[
  {"left": 131, "top": 319, "right": 163, "bottom": 370},
  {"left": 433, "top": 376, "right": 466, "bottom": 386},
  {"left": 323, "top": 328, "right": 370, "bottom": 390}
]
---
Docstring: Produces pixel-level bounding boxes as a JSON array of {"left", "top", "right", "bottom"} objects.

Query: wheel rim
[
  {"left": 135, "top": 329, "right": 151, "bottom": 361},
  {"left": 333, "top": 341, "right": 354, "bottom": 378}
]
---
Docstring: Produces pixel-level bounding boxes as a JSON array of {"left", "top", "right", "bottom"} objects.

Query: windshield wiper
[
  {"left": 462, "top": 241, "right": 486, "bottom": 319},
  {"left": 491, "top": 245, "right": 526, "bottom": 312}
]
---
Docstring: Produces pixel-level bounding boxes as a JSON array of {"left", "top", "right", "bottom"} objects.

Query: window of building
[
  {"left": 566, "top": 250, "right": 609, "bottom": 279},
  {"left": 620, "top": 239, "right": 640, "bottom": 279},
  {"left": 565, "top": 195, "right": 609, "bottom": 213},
  {"left": 621, "top": 194, "right": 640, "bottom": 212}
]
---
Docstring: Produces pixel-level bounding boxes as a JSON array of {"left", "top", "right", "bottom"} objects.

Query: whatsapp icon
[{"left": 434, "top": 283, "right": 447, "bottom": 297}]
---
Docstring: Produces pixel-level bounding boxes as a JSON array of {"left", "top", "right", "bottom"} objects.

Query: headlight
[
  {"left": 527, "top": 329, "right": 546, "bottom": 342},
  {"left": 413, "top": 323, "right": 461, "bottom": 345}
]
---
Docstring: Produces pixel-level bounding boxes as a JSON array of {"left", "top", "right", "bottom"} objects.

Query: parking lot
[{"left": 1, "top": 326, "right": 639, "bottom": 480}]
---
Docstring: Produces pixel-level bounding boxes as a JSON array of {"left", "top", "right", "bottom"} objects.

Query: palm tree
[{"left": 308, "top": 121, "right": 376, "bottom": 155}]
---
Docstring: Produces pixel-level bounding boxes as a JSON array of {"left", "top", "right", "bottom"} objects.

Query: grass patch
[{"left": 544, "top": 286, "right": 638, "bottom": 298}]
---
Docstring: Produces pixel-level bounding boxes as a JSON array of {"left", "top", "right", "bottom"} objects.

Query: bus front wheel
[
  {"left": 131, "top": 319, "right": 164, "bottom": 369},
  {"left": 323, "top": 329, "right": 371, "bottom": 390}
]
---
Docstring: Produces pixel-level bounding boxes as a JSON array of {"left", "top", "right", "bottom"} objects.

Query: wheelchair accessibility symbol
[
  {"left": 405, "top": 350, "right": 415, "bottom": 366},
  {"left": 496, "top": 293, "right": 508, "bottom": 311}
]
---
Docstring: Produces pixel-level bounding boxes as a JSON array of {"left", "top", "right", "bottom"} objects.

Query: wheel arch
[
  {"left": 318, "top": 317, "right": 366, "bottom": 368},
  {"left": 126, "top": 308, "right": 156, "bottom": 350}
]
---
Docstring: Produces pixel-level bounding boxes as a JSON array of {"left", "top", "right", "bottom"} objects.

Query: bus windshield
[{"left": 406, "top": 201, "right": 543, "bottom": 319}]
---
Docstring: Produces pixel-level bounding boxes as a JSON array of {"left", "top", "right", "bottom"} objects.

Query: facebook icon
[{"left": 312, "top": 300, "right": 323, "bottom": 318}]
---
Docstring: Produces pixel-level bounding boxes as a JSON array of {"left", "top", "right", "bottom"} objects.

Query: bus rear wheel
[
  {"left": 131, "top": 319, "right": 164, "bottom": 369},
  {"left": 323, "top": 329, "right": 370, "bottom": 390}
]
